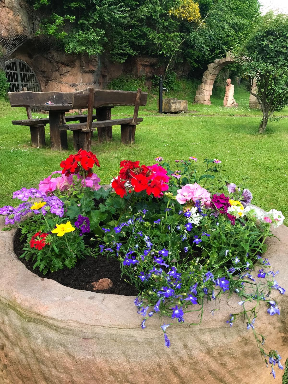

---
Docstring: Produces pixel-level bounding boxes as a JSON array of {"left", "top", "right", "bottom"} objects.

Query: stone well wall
[{"left": 0, "top": 217, "right": 287, "bottom": 384}]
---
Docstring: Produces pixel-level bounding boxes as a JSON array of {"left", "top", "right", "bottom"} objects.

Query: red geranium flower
[
  {"left": 60, "top": 149, "right": 100, "bottom": 177},
  {"left": 131, "top": 174, "right": 149, "bottom": 192},
  {"left": 112, "top": 177, "right": 127, "bottom": 198},
  {"left": 146, "top": 177, "right": 163, "bottom": 198},
  {"left": 30, "top": 231, "right": 49, "bottom": 250}
]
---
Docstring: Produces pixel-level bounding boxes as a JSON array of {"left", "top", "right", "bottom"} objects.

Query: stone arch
[
  {"left": 5, "top": 58, "right": 41, "bottom": 92},
  {"left": 194, "top": 54, "right": 235, "bottom": 105}
]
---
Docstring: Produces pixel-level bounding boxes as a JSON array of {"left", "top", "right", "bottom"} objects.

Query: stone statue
[{"left": 223, "top": 78, "right": 238, "bottom": 107}]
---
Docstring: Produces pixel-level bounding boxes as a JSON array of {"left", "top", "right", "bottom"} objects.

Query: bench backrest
[
  {"left": 73, "top": 89, "right": 148, "bottom": 109},
  {"left": 8, "top": 89, "right": 148, "bottom": 109}
]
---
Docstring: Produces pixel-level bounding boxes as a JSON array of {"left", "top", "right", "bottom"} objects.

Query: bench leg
[
  {"left": 97, "top": 127, "right": 112, "bottom": 143},
  {"left": 73, "top": 131, "right": 92, "bottom": 151},
  {"left": 121, "top": 124, "right": 136, "bottom": 144},
  {"left": 30, "top": 125, "right": 46, "bottom": 148}
]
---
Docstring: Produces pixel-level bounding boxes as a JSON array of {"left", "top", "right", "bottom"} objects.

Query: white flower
[
  {"left": 243, "top": 206, "right": 264, "bottom": 220},
  {"left": 187, "top": 207, "right": 203, "bottom": 226},
  {"left": 267, "top": 209, "right": 285, "bottom": 228},
  {"left": 227, "top": 204, "right": 244, "bottom": 218}
]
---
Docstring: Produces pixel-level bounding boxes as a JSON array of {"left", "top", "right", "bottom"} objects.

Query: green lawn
[{"left": 0, "top": 85, "right": 287, "bottom": 224}]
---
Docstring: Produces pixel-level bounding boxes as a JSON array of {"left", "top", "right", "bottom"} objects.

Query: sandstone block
[{"left": 162, "top": 98, "right": 188, "bottom": 113}]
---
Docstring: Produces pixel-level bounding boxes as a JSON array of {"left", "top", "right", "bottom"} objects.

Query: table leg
[
  {"left": 96, "top": 107, "right": 112, "bottom": 142},
  {"left": 49, "top": 111, "right": 68, "bottom": 151}
]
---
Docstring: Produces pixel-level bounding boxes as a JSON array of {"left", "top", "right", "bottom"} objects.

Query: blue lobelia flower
[
  {"left": 204, "top": 271, "right": 214, "bottom": 282},
  {"left": 161, "top": 323, "right": 170, "bottom": 332},
  {"left": 138, "top": 306, "right": 149, "bottom": 317},
  {"left": 185, "top": 223, "right": 193, "bottom": 232},
  {"left": 184, "top": 294, "right": 198, "bottom": 304},
  {"left": 247, "top": 318, "right": 256, "bottom": 330},
  {"left": 226, "top": 315, "right": 234, "bottom": 327},
  {"left": 190, "top": 283, "right": 198, "bottom": 295},
  {"left": 216, "top": 277, "right": 230, "bottom": 292},
  {"left": 114, "top": 226, "right": 122, "bottom": 234},
  {"left": 154, "top": 298, "right": 162, "bottom": 312},
  {"left": 154, "top": 256, "right": 169, "bottom": 268},
  {"left": 159, "top": 248, "right": 169, "bottom": 257},
  {"left": 138, "top": 272, "right": 148, "bottom": 282},
  {"left": 123, "top": 257, "right": 139, "bottom": 266},
  {"left": 267, "top": 301, "right": 280, "bottom": 316},
  {"left": 158, "top": 287, "right": 175, "bottom": 298},
  {"left": 171, "top": 305, "right": 184, "bottom": 322},
  {"left": 193, "top": 236, "right": 202, "bottom": 244},
  {"left": 164, "top": 333, "right": 170, "bottom": 348},
  {"left": 258, "top": 269, "right": 266, "bottom": 278}
]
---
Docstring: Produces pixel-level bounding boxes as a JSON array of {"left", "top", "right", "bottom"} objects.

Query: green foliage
[
  {"left": 283, "top": 359, "right": 288, "bottom": 384},
  {"left": 26, "top": 0, "right": 260, "bottom": 72},
  {"left": 0, "top": 70, "right": 9, "bottom": 100},
  {"left": 20, "top": 214, "right": 89, "bottom": 274},
  {"left": 185, "top": 0, "right": 260, "bottom": 69},
  {"left": 109, "top": 75, "right": 148, "bottom": 92},
  {"left": 241, "top": 13, "right": 288, "bottom": 133}
]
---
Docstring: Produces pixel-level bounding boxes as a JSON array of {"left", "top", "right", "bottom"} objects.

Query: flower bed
[{"left": 0, "top": 150, "right": 287, "bottom": 383}]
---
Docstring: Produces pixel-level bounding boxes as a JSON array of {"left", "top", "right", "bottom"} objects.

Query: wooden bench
[
  {"left": 60, "top": 87, "right": 146, "bottom": 150},
  {"left": 9, "top": 88, "right": 148, "bottom": 150}
]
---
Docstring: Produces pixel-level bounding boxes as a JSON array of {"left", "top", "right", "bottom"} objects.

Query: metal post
[{"left": 159, "top": 76, "right": 163, "bottom": 113}]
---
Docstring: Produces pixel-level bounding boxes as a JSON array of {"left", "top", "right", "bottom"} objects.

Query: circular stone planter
[{"left": 0, "top": 221, "right": 288, "bottom": 384}]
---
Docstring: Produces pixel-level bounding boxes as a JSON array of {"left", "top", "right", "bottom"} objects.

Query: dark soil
[{"left": 13, "top": 228, "right": 138, "bottom": 296}]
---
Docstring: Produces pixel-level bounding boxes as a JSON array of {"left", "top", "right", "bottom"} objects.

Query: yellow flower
[
  {"left": 31, "top": 201, "right": 46, "bottom": 210},
  {"left": 169, "top": 0, "right": 201, "bottom": 23},
  {"left": 228, "top": 200, "right": 244, "bottom": 218},
  {"left": 229, "top": 200, "right": 244, "bottom": 209},
  {"left": 51, "top": 221, "right": 75, "bottom": 237}
]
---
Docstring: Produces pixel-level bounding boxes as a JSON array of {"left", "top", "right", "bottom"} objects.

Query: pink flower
[
  {"left": 39, "top": 171, "right": 101, "bottom": 194},
  {"left": 264, "top": 217, "right": 272, "bottom": 223},
  {"left": 213, "top": 159, "right": 221, "bottom": 164},
  {"left": 147, "top": 164, "right": 170, "bottom": 183},
  {"left": 82, "top": 173, "right": 101, "bottom": 190},
  {"left": 176, "top": 183, "right": 211, "bottom": 206},
  {"left": 155, "top": 157, "right": 163, "bottom": 162},
  {"left": 189, "top": 156, "right": 197, "bottom": 161}
]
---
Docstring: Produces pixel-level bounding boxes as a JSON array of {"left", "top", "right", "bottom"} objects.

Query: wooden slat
[
  {"left": 12, "top": 119, "right": 50, "bottom": 126},
  {"left": 8, "top": 91, "right": 74, "bottom": 107},
  {"left": 73, "top": 90, "right": 148, "bottom": 109},
  {"left": 64, "top": 114, "right": 97, "bottom": 122},
  {"left": 59, "top": 118, "right": 143, "bottom": 131}
]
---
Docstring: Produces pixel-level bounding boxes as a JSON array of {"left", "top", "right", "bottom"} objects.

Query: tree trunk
[{"left": 259, "top": 106, "right": 269, "bottom": 133}]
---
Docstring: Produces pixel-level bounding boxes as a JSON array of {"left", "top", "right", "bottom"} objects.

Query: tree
[
  {"left": 27, "top": 0, "right": 260, "bottom": 73},
  {"left": 241, "top": 13, "right": 288, "bottom": 133},
  {"left": 184, "top": 0, "right": 261, "bottom": 71}
]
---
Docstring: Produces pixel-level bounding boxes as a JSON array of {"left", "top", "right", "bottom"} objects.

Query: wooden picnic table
[{"left": 9, "top": 89, "right": 148, "bottom": 151}]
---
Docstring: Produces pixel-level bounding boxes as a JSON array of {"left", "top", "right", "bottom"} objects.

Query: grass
[{"left": 0, "top": 83, "right": 288, "bottom": 225}]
